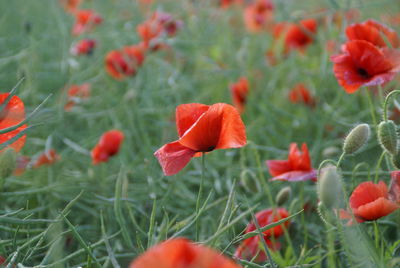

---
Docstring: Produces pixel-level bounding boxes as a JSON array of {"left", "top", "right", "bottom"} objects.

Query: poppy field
[{"left": 2, "top": 0, "right": 400, "bottom": 267}]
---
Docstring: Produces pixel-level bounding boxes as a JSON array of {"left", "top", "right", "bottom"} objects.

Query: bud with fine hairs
[
  {"left": 392, "top": 152, "right": 400, "bottom": 169},
  {"left": 343, "top": 124, "right": 370, "bottom": 155},
  {"left": 317, "top": 166, "right": 342, "bottom": 209},
  {"left": 276, "top": 186, "right": 291, "bottom": 206},
  {"left": 378, "top": 120, "right": 398, "bottom": 155},
  {"left": 0, "top": 148, "right": 17, "bottom": 181}
]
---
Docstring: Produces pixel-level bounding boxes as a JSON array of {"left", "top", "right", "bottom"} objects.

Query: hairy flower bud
[
  {"left": 317, "top": 166, "right": 342, "bottom": 209},
  {"left": 343, "top": 124, "right": 370, "bottom": 155},
  {"left": 276, "top": 186, "right": 292, "bottom": 206},
  {"left": 378, "top": 120, "right": 398, "bottom": 155},
  {"left": 0, "top": 148, "right": 17, "bottom": 180}
]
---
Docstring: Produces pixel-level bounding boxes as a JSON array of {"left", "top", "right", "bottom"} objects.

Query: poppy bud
[
  {"left": 240, "top": 170, "right": 259, "bottom": 192},
  {"left": 392, "top": 152, "right": 400, "bottom": 169},
  {"left": 343, "top": 123, "right": 370, "bottom": 155},
  {"left": 378, "top": 120, "right": 398, "bottom": 155},
  {"left": 317, "top": 166, "right": 342, "bottom": 209},
  {"left": 275, "top": 186, "right": 291, "bottom": 206},
  {"left": 0, "top": 148, "right": 17, "bottom": 180}
]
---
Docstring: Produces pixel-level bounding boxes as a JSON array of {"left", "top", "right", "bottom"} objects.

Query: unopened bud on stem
[{"left": 343, "top": 124, "right": 370, "bottom": 155}]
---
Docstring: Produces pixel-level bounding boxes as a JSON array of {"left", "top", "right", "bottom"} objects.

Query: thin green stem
[
  {"left": 336, "top": 152, "right": 346, "bottom": 168},
  {"left": 383, "top": 90, "right": 400, "bottom": 122},
  {"left": 366, "top": 89, "right": 377, "bottom": 127},
  {"left": 195, "top": 153, "right": 205, "bottom": 241},
  {"left": 374, "top": 151, "right": 386, "bottom": 183}
]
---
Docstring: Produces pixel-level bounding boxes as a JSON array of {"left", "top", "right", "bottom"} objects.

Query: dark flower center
[
  {"left": 205, "top": 146, "right": 216, "bottom": 152},
  {"left": 357, "top": 68, "right": 370, "bottom": 78}
]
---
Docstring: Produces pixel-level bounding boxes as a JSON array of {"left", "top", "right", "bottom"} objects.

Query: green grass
[{"left": 1, "top": 0, "right": 400, "bottom": 267}]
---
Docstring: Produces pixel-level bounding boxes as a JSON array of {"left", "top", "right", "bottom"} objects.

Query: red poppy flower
[
  {"left": 0, "top": 93, "right": 27, "bottom": 153},
  {"left": 130, "top": 238, "right": 242, "bottom": 268},
  {"left": 64, "top": 83, "right": 91, "bottom": 111},
  {"left": 266, "top": 143, "right": 317, "bottom": 182},
  {"left": 234, "top": 208, "right": 290, "bottom": 262},
  {"left": 105, "top": 45, "right": 146, "bottom": 80},
  {"left": 243, "top": 0, "right": 274, "bottom": 32},
  {"left": 348, "top": 181, "right": 398, "bottom": 222},
  {"left": 60, "top": 0, "right": 81, "bottom": 13},
  {"left": 34, "top": 149, "right": 60, "bottom": 168},
  {"left": 220, "top": 0, "right": 243, "bottom": 8},
  {"left": 272, "top": 19, "right": 317, "bottom": 54},
  {"left": 331, "top": 40, "right": 400, "bottom": 93},
  {"left": 346, "top": 19, "right": 399, "bottom": 48},
  {"left": 288, "top": 83, "right": 316, "bottom": 108},
  {"left": 91, "top": 130, "right": 124, "bottom": 165},
  {"left": 72, "top": 9, "right": 103, "bottom": 36},
  {"left": 230, "top": 77, "right": 249, "bottom": 113},
  {"left": 14, "top": 155, "right": 30, "bottom": 176},
  {"left": 70, "top": 39, "right": 97, "bottom": 56},
  {"left": 154, "top": 103, "right": 247, "bottom": 176}
]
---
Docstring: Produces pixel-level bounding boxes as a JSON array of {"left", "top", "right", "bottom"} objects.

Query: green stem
[
  {"left": 366, "top": 89, "right": 377, "bottom": 127},
  {"left": 374, "top": 151, "right": 386, "bottom": 183},
  {"left": 195, "top": 153, "right": 205, "bottom": 241},
  {"left": 383, "top": 90, "right": 400, "bottom": 122},
  {"left": 336, "top": 152, "right": 346, "bottom": 168}
]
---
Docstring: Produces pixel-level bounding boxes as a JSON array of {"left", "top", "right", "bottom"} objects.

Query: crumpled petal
[
  {"left": 266, "top": 160, "right": 292, "bottom": 177},
  {"left": 270, "top": 170, "right": 317, "bottom": 182},
  {"left": 154, "top": 141, "right": 196, "bottom": 176},
  {"left": 175, "top": 103, "right": 210, "bottom": 137}
]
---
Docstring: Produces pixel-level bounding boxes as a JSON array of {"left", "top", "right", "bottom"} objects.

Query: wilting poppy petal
[
  {"left": 346, "top": 19, "right": 399, "bottom": 48},
  {"left": 105, "top": 45, "right": 145, "bottom": 80},
  {"left": 349, "top": 181, "right": 398, "bottom": 221},
  {"left": 91, "top": 130, "right": 124, "bottom": 164},
  {"left": 270, "top": 170, "right": 317, "bottom": 182},
  {"left": 0, "top": 93, "right": 27, "bottom": 152},
  {"left": 130, "top": 238, "right": 243, "bottom": 268},
  {"left": 331, "top": 40, "right": 400, "bottom": 93},
  {"left": 175, "top": 103, "right": 210, "bottom": 137},
  {"left": 154, "top": 141, "right": 196, "bottom": 176}
]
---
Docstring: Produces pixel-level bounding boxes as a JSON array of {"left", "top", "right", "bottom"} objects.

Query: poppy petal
[
  {"left": 269, "top": 170, "right": 317, "bottom": 182},
  {"left": 175, "top": 103, "right": 210, "bottom": 137},
  {"left": 215, "top": 103, "right": 247, "bottom": 149},
  {"left": 354, "top": 197, "right": 398, "bottom": 220},
  {"left": 349, "top": 181, "right": 387, "bottom": 209},
  {"left": 154, "top": 141, "right": 196, "bottom": 176},
  {"left": 266, "top": 160, "right": 292, "bottom": 177}
]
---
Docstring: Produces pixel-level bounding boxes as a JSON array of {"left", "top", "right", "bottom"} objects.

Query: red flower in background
[
  {"left": 220, "top": 0, "right": 243, "bottom": 8},
  {"left": 0, "top": 93, "right": 27, "bottom": 153},
  {"left": 288, "top": 83, "right": 316, "bottom": 108},
  {"left": 72, "top": 9, "right": 103, "bottom": 36},
  {"left": 331, "top": 40, "right": 400, "bottom": 93},
  {"left": 34, "top": 149, "right": 60, "bottom": 168},
  {"left": 129, "top": 238, "right": 243, "bottom": 268},
  {"left": 154, "top": 103, "right": 247, "bottom": 176},
  {"left": 70, "top": 39, "right": 97, "bottom": 56},
  {"left": 346, "top": 19, "right": 399, "bottom": 48},
  {"left": 234, "top": 208, "right": 290, "bottom": 262},
  {"left": 64, "top": 83, "right": 91, "bottom": 111},
  {"left": 105, "top": 45, "right": 146, "bottom": 80},
  {"left": 272, "top": 19, "right": 317, "bottom": 54},
  {"left": 60, "top": 0, "right": 82, "bottom": 13},
  {"left": 230, "top": 77, "right": 249, "bottom": 113},
  {"left": 243, "top": 0, "right": 274, "bottom": 32},
  {"left": 266, "top": 143, "right": 316, "bottom": 182},
  {"left": 91, "top": 130, "right": 124, "bottom": 165},
  {"left": 137, "top": 12, "right": 183, "bottom": 50}
]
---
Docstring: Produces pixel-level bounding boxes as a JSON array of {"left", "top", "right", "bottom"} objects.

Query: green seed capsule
[
  {"left": 343, "top": 124, "right": 370, "bottom": 155},
  {"left": 392, "top": 152, "right": 400, "bottom": 169},
  {"left": 317, "top": 166, "right": 342, "bottom": 209},
  {"left": 378, "top": 120, "right": 398, "bottom": 155},
  {"left": 0, "top": 148, "right": 17, "bottom": 180},
  {"left": 275, "top": 186, "right": 291, "bottom": 206}
]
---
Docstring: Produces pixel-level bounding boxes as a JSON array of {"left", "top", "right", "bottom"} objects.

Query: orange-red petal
[
  {"left": 154, "top": 141, "right": 196, "bottom": 176},
  {"left": 175, "top": 103, "right": 210, "bottom": 137}
]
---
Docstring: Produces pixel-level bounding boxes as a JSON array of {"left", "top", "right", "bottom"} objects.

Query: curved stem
[
  {"left": 383, "top": 90, "right": 400, "bottom": 121},
  {"left": 336, "top": 152, "right": 346, "bottom": 168}
]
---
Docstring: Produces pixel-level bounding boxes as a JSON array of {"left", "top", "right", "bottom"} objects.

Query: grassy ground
[{"left": 1, "top": 0, "right": 400, "bottom": 267}]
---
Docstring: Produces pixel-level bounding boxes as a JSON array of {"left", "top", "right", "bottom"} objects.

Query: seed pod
[
  {"left": 0, "top": 148, "right": 17, "bottom": 180},
  {"left": 240, "top": 170, "right": 259, "bottom": 192},
  {"left": 378, "top": 120, "right": 398, "bottom": 155},
  {"left": 276, "top": 186, "right": 292, "bottom": 206},
  {"left": 343, "top": 124, "right": 370, "bottom": 155},
  {"left": 317, "top": 166, "right": 342, "bottom": 209}
]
